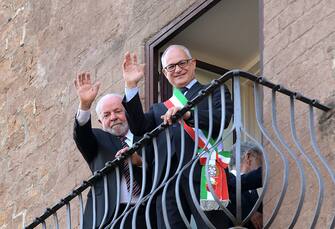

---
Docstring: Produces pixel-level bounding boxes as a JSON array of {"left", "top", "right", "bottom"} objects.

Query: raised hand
[
  {"left": 74, "top": 72, "right": 100, "bottom": 110},
  {"left": 122, "top": 52, "right": 145, "bottom": 88}
]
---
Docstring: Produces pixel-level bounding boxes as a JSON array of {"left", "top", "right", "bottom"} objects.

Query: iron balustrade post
[
  {"left": 109, "top": 166, "right": 121, "bottom": 225},
  {"left": 145, "top": 129, "right": 173, "bottom": 229},
  {"left": 98, "top": 175, "right": 109, "bottom": 229},
  {"left": 53, "top": 212, "right": 59, "bottom": 229},
  {"left": 149, "top": 137, "right": 159, "bottom": 192},
  {"left": 232, "top": 74, "right": 243, "bottom": 226},
  {"left": 289, "top": 96, "right": 324, "bottom": 229},
  {"left": 172, "top": 120, "right": 192, "bottom": 228},
  {"left": 132, "top": 146, "right": 148, "bottom": 228},
  {"left": 78, "top": 193, "right": 83, "bottom": 229},
  {"left": 308, "top": 105, "right": 335, "bottom": 184},
  {"left": 308, "top": 105, "right": 335, "bottom": 228},
  {"left": 253, "top": 82, "right": 288, "bottom": 228},
  {"left": 174, "top": 106, "right": 201, "bottom": 228},
  {"left": 110, "top": 159, "right": 133, "bottom": 229},
  {"left": 271, "top": 89, "right": 305, "bottom": 229},
  {"left": 91, "top": 185, "right": 96, "bottom": 229},
  {"left": 118, "top": 157, "right": 137, "bottom": 229},
  {"left": 145, "top": 137, "right": 159, "bottom": 229},
  {"left": 174, "top": 118, "right": 192, "bottom": 228},
  {"left": 162, "top": 127, "right": 183, "bottom": 229},
  {"left": 41, "top": 221, "right": 46, "bottom": 229},
  {"left": 66, "top": 202, "right": 71, "bottom": 229}
]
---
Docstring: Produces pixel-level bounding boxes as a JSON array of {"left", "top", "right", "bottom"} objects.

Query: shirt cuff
[
  {"left": 76, "top": 109, "right": 91, "bottom": 126},
  {"left": 125, "top": 87, "right": 139, "bottom": 102}
]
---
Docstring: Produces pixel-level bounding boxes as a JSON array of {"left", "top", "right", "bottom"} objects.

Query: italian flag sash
[{"left": 164, "top": 87, "right": 231, "bottom": 210}]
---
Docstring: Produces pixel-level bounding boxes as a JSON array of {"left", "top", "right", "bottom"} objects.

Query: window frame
[{"left": 144, "top": 0, "right": 221, "bottom": 110}]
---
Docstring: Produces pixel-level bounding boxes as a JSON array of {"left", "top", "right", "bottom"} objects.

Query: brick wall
[
  {"left": 1, "top": 0, "right": 334, "bottom": 227},
  {"left": 263, "top": 0, "right": 335, "bottom": 228},
  {"left": 0, "top": 0, "right": 197, "bottom": 227}
]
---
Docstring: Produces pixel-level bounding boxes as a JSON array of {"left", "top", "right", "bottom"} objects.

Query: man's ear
[
  {"left": 244, "top": 151, "right": 253, "bottom": 164},
  {"left": 191, "top": 59, "right": 197, "bottom": 68},
  {"left": 162, "top": 69, "right": 168, "bottom": 77}
]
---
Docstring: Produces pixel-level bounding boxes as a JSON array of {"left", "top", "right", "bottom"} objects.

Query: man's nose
[
  {"left": 175, "top": 64, "right": 183, "bottom": 72},
  {"left": 110, "top": 113, "right": 117, "bottom": 121}
]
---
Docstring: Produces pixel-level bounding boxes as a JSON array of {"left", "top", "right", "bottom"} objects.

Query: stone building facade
[
  {"left": 0, "top": 0, "right": 333, "bottom": 228},
  {"left": 262, "top": 0, "right": 334, "bottom": 228}
]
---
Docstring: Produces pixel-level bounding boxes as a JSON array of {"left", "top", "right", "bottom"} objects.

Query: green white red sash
[{"left": 164, "top": 87, "right": 231, "bottom": 210}]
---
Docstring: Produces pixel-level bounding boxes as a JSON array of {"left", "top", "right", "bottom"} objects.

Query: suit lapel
[
  {"left": 185, "top": 81, "right": 203, "bottom": 100},
  {"left": 108, "top": 134, "right": 122, "bottom": 151},
  {"left": 133, "top": 135, "right": 141, "bottom": 143}
]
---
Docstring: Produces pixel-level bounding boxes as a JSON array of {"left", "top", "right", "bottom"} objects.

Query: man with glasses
[{"left": 122, "top": 45, "right": 233, "bottom": 228}]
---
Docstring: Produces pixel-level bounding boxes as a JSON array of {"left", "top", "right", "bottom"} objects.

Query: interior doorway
[{"left": 145, "top": 0, "right": 262, "bottom": 142}]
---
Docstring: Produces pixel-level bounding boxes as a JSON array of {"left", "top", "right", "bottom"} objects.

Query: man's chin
[
  {"left": 173, "top": 78, "right": 189, "bottom": 87},
  {"left": 103, "top": 127, "right": 117, "bottom": 135},
  {"left": 103, "top": 126, "right": 128, "bottom": 136}
]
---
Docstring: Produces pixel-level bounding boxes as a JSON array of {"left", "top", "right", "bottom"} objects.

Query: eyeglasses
[{"left": 163, "top": 59, "right": 192, "bottom": 72}]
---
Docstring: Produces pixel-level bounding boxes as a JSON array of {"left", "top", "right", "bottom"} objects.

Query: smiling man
[
  {"left": 73, "top": 73, "right": 147, "bottom": 228},
  {"left": 122, "top": 45, "right": 233, "bottom": 228}
]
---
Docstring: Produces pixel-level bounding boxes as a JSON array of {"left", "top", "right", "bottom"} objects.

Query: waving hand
[
  {"left": 122, "top": 52, "right": 145, "bottom": 88},
  {"left": 74, "top": 73, "right": 100, "bottom": 110}
]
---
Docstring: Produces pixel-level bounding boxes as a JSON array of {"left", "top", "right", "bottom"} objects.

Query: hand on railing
[{"left": 115, "top": 147, "right": 142, "bottom": 167}]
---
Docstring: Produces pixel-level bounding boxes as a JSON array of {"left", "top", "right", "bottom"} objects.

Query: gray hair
[
  {"left": 95, "top": 93, "right": 123, "bottom": 120},
  {"left": 161, "top": 44, "right": 192, "bottom": 68},
  {"left": 230, "top": 141, "right": 262, "bottom": 167}
]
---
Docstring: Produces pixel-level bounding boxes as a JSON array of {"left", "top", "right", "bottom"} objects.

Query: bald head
[{"left": 161, "top": 45, "right": 192, "bottom": 68}]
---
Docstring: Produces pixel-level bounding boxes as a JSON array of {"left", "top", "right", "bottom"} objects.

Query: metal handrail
[{"left": 25, "top": 70, "right": 333, "bottom": 229}]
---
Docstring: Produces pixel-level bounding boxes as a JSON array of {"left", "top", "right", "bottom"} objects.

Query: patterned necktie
[{"left": 118, "top": 136, "right": 141, "bottom": 197}]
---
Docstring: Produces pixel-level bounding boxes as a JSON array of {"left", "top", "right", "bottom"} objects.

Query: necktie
[
  {"left": 180, "top": 87, "right": 188, "bottom": 95},
  {"left": 118, "top": 136, "right": 141, "bottom": 197}
]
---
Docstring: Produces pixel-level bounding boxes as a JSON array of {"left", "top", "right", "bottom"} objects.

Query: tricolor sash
[{"left": 163, "top": 87, "right": 231, "bottom": 210}]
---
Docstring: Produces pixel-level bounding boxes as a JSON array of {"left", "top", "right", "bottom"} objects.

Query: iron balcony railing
[{"left": 25, "top": 70, "right": 334, "bottom": 229}]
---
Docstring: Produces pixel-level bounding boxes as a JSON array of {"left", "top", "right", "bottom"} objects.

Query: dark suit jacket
[
  {"left": 123, "top": 81, "right": 233, "bottom": 186},
  {"left": 73, "top": 118, "right": 145, "bottom": 229},
  {"left": 224, "top": 167, "right": 263, "bottom": 228}
]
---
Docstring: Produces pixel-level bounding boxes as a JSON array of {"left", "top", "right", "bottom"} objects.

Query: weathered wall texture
[
  {"left": 1, "top": 0, "right": 334, "bottom": 228},
  {"left": 263, "top": 0, "right": 335, "bottom": 228},
  {"left": 0, "top": 0, "right": 197, "bottom": 227}
]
